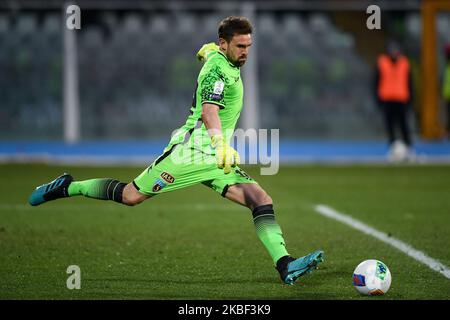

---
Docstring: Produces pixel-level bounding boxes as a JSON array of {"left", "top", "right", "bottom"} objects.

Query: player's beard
[
  {"left": 225, "top": 50, "right": 246, "bottom": 67},
  {"left": 235, "top": 56, "right": 247, "bottom": 67}
]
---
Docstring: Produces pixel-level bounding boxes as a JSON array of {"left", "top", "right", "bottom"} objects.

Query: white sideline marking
[{"left": 315, "top": 204, "right": 450, "bottom": 280}]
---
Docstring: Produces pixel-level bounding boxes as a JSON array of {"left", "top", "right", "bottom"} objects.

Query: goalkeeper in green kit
[{"left": 29, "top": 16, "right": 323, "bottom": 285}]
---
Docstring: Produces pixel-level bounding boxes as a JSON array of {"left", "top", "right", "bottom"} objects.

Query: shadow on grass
[{"left": 80, "top": 268, "right": 353, "bottom": 300}]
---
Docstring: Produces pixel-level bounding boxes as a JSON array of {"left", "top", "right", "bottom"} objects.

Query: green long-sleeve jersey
[{"left": 164, "top": 50, "right": 243, "bottom": 155}]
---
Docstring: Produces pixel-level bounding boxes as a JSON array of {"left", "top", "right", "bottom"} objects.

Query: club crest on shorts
[
  {"left": 160, "top": 172, "right": 175, "bottom": 184},
  {"left": 152, "top": 179, "right": 167, "bottom": 192}
]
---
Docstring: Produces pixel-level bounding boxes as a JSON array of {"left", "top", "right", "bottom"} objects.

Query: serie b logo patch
[{"left": 152, "top": 179, "right": 167, "bottom": 193}]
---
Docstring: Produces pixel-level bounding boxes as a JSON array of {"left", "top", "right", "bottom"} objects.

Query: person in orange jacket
[{"left": 375, "top": 41, "right": 414, "bottom": 161}]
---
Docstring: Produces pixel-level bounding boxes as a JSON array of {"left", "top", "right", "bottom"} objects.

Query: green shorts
[{"left": 133, "top": 143, "right": 258, "bottom": 197}]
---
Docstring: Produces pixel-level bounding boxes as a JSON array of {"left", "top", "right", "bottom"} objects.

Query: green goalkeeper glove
[
  {"left": 211, "top": 134, "right": 240, "bottom": 174},
  {"left": 197, "top": 42, "right": 220, "bottom": 62}
]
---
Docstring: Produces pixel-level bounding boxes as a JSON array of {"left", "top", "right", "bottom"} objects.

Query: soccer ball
[{"left": 352, "top": 259, "right": 391, "bottom": 296}]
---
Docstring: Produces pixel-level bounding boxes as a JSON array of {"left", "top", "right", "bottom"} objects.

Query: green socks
[
  {"left": 68, "top": 178, "right": 126, "bottom": 203},
  {"left": 252, "top": 204, "right": 290, "bottom": 265}
]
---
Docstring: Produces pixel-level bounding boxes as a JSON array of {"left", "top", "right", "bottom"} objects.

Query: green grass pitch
[{"left": 0, "top": 163, "right": 449, "bottom": 299}]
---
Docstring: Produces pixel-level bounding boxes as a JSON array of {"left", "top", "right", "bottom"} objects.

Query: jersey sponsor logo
[
  {"left": 152, "top": 178, "right": 167, "bottom": 192},
  {"left": 213, "top": 81, "right": 224, "bottom": 94},
  {"left": 160, "top": 172, "right": 175, "bottom": 184},
  {"left": 208, "top": 93, "right": 223, "bottom": 102}
]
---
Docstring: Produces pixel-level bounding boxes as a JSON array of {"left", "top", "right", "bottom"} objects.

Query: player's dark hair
[{"left": 218, "top": 16, "right": 253, "bottom": 43}]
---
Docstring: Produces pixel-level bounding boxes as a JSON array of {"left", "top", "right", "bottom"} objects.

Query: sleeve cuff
[{"left": 202, "top": 101, "right": 225, "bottom": 109}]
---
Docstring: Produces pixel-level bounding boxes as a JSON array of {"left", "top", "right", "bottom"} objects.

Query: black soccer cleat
[
  {"left": 276, "top": 250, "right": 324, "bottom": 285},
  {"left": 28, "top": 173, "right": 73, "bottom": 206}
]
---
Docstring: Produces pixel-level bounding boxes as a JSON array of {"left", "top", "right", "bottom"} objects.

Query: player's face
[{"left": 220, "top": 34, "right": 252, "bottom": 67}]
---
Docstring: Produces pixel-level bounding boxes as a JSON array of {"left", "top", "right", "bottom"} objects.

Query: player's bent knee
[
  {"left": 255, "top": 193, "right": 272, "bottom": 208},
  {"left": 250, "top": 189, "right": 273, "bottom": 210},
  {"left": 263, "top": 193, "right": 273, "bottom": 205}
]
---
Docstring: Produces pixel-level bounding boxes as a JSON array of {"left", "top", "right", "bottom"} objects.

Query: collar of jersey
[{"left": 216, "top": 50, "right": 240, "bottom": 69}]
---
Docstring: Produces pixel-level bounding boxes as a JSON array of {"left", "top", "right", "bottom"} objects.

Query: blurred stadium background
[
  {"left": 1, "top": 0, "right": 450, "bottom": 300},
  {"left": 0, "top": 0, "right": 450, "bottom": 163}
]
